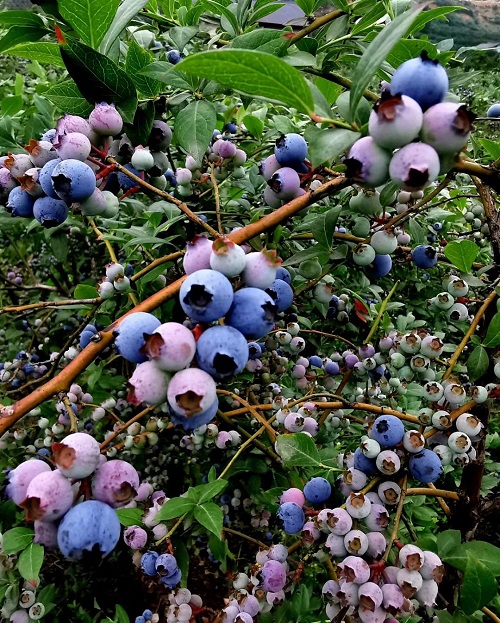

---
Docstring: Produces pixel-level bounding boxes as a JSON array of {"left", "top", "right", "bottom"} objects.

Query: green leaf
[
  {"left": 1, "top": 96, "right": 23, "bottom": 117},
  {"left": 169, "top": 26, "right": 199, "bottom": 50},
  {"left": 304, "top": 126, "right": 360, "bottom": 168},
  {"left": 407, "top": 217, "right": 426, "bottom": 245},
  {"left": 60, "top": 39, "right": 137, "bottom": 104},
  {"left": 443, "top": 240, "right": 480, "bottom": 273},
  {"left": 232, "top": 29, "right": 287, "bottom": 55},
  {"left": 0, "top": 26, "right": 48, "bottom": 54},
  {"left": 2, "top": 528, "right": 34, "bottom": 554},
  {"left": 99, "top": 0, "right": 150, "bottom": 55},
  {"left": 124, "top": 100, "right": 155, "bottom": 147},
  {"left": 193, "top": 502, "right": 223, "bottom": 538},
  {"left": 115, "top": 508, "right": 143, "bottom": 527},
  {"left": 170, "top": 536, "right": 190, "bottom": 587},
  {"left": 6, "top": 42, "right": 66, "bottom": 67},
  {"left": 44, "top": 81, "right": 94, "bottom": 116},
  {"left": 242, "top": 114, "right": 264, "bottom": 139},
  {"left": 176, "top": 50, "right": 315, "bottom": 115},
  {"left": 349, "top": 4, "right": 425, "bottom": 119},
  {"left": 113, "top": 604, "right": 131, "bottom": 623},
  {"left": 74, "top": 284, "right": 99, "bottom": 299},
  {"left": 0, "top": 11, "right": 45, "bottom": 27},
  {"left": 467, "top": 345, "right": 489, "bottom": 382},
  {"left": 125, "top": 40, "right": 162, "bottom": 98},
  {"left": 310, "top": 206, "right": 342, "bottom": 249},
  {"left": 459, "top": 552, "right": 498, "bottom": 615},
  {"left": 208, "top": 532, "right": 232, "bottom": 571},
  {"left": 436, "top": 529, "right": 461, "bottom": 558},
  {"left": 281, "top": 246, "right": 330, "bottom": 267},
  {"left": 276, "top": 433, "right": 321, "bottom": 467},
  {"left": 155, "top": 497, "right": 196, "bottom": 522},
  {"left": 479, "top": 138, "right": 500, "bottom": 160},
  {"left": 483, "top": 312, "right": 500, "bottom": 348},
  {"left": 174, "top": 99, "right": 216, "bottom": 165},
  {"left": 406, "top": 5, "right": 464, "bottom": 36},
  {"left": 445, "top": 541, "right": 500, "bottom": 576},
  {"left": 49, "top": 230, "right": 68, "bottom": 260},
  {"left": 203, "top": 0, "right": 239, "bottom": 36},
  {"left": 189, "top": 479, "right": 228, "bottom": 504},
  {"left": 18, "top": 543, "right": 44, "bottom": 585},
  {"left": 58, "top": 0, "right": 120, "bottom": 48},
  {"left": 140, "top": 62, "right": 193, "bottom": 90}
]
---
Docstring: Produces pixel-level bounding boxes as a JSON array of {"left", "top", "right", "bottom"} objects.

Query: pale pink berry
[
  {"left": 141, "top": 322, "right": 196, "bottom": 372},
  {"left": 92, "top": 459, "right": 140, "bottom": 507},
  {"left": 183, "top": 236, "right": 212, "bottom": 274},
  {"left": 242, "top": 250, "right": 281, "bottom": 289},
  {"left": 21, "top": 470, "right": 74, "bottom": 521},
  {"left": 397, "top": 568, "right": 423, "bottom": 598},
  {"left": 358, "top": 582, "right": 383, "bottom": 611},
  {"left": 399, "top": 544, "right": 424, "bottom": 571},
  {"left": 326, "top": 533, "right": 348, "bottom": 557},
  {"left": 6, "top": 459, "right": 52, "bottom": 505},
  {"left": 52, "top": 432, "right": 101, "bottom": 479},
  {"left": 337, "top": 579, "right": 359, "bottom": 606},
  {"left": 366, "top": 531, "right": 386, "bottom": 559},
  {"left": 344, "top": 529, "right": 369, "bottom": 555},
  {"left": 415, "top": 579, "right": 438, "bottom": 606},
  {"left": 55, "top": 132, "right": 91, "bottom": 161},
  {"left": 381, "top": 583, "right": 404, "bottom": 614},
  {"left": 123, "top": 525, "right": 148, "bottom": 549},
  {"left": 280, "top": 487, "right": 305, "bottom": 507},
  {"left": 34, "top": 520, "right": 59, "bottom": 548},
  {"left": 364, "top": 504, "right": 389, "bottom": 532},
  {"left": 420, "top": 551, "right": 444, "bottom": 582},
  {"left": 128, "top": 361, "right": 170, "bottom": 406},
  {"left": 88, "top": 102, "right": 123, "bottom": 136},
  {"left": 340, "top": 556, "right": 370, "bottom": 584},
  {"left": 167, "top": 368, "right": 217, "bottom": 418},
  {"left": 210, "top": 237, "right": 247, "bottom": 277}
]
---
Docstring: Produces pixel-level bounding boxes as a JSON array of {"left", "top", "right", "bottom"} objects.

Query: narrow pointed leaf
[{"left": 99, "top": 0, "right": 150, "bottom": 55}]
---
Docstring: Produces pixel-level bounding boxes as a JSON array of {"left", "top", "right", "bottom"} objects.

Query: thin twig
[
  {"left": 443, "top": 282, "right": 499, "bottom": 381},
  {"left": 287, "top": 9, "right": 344, "bottom": 45},
  {"left": 383, "top": 475, "right": 407, "bottom": 561},
  {"left": 210, "top": 163, "right": 223, "bottom": 235}
]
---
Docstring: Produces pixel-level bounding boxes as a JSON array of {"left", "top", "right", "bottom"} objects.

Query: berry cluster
[
  {"left": 140, "top": 551, "right": 182, "bottom": 589},
  {"left": 260, "top": 133, "right": 309, "bottom": 208}
]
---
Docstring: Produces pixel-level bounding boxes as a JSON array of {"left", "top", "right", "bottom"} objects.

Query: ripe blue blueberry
[
  {"left": 353, "top": 447, "right": 378, "bottom": 475},
  {"left": 57, "top": 500, "right": 121, "bottom": 560},
  {"left": 274, "top": 133, "right": 308, "bottom": 168},
  {"left": 179, "top": 269, "right": 234, "bottom": 323},
  {"left": 167, "top": 49, "right": 182, "bottom": 64},
  {"left": 248, "top": 342, "right": 262, "bottom": 359},
  {"left": 155, "top": 553, "right": 179, "bottom": 577},
  {"left": 38, "top": 157, "right": 62, "bottom": 198},
  {"left": 303, "top": 477, "right": 331, "bottom": 503},
  {"left": 366, "top": 254, "right": 392, "bottom": 279},
  {"left": 195, "top": 325, "right": 249, "bottom": 381},
  {"left": 487, "top": 103, "right": 500, "bottom": 118},
  {"left": 117, "top": 164, "right": 141, "bottom": 190},
  {"left": 412, "top": 244, "right": 438, "bottom": 269},
  {"left": 51, "top": 159, "right": 96, "bottom": 202},
  {"left": 371, "top": 415, "right": 405, "bottom": 446},
  {"left": 115, "top": 312, "right": 161, "bottom": 363},
  {"left": 275, "top": 266, "right": 292, "bottom": 284},
  {"left": 7, "top": 187, "right": 35, "bottom": 218},
  {"left": 277, "top": 502, "right": 305, "bottom": 534},
  {"left": 266, "top": 279, "right": 294, "bottom": 312},
  {"left": 409, "top": 449, "right": 443, "bottom": 483},
  {"left": 390, "top": 51, "right": 449, "bottom": 111},
  {"left": 33, "top": 196, "right": 69, "bottom": 228},
  {"left": 226, "top": 287, "right": 277, "bottom": 339},
  {"left": 141, "top": 550, "right": 159, "bottom": 575}
]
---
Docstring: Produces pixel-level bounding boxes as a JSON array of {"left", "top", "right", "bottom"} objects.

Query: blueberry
[
  {"left": 115, "top": 312, "right": 161, "bottom": 363},
  {"left": 303, "top": 477, "right": 331, "bottom": 503},
  {"left": 33, "top": 196, "right": 69, "bottom": 228},
  {"left": 369, "top": 92, "right": 423, "bottom": 150},
  {"left": 51, "top": 159, "right": 96, "bottom": 202},
  {"left": 277, "top": 502, "right": 305, "bottom": 534},
  {"left": 38, "top": 158, "right": 62, "bottom": 199},
  {"left": 117, "top": 164, "right": 141, "bottom": 190},
  {"left": 366, "top": 254, "right": 392, "bottom": 279},
  {"left": 224, "top": 122, "right": 238, "bottom": 133},
  {"left": 57, "top": 500, "right": 121, "bottom": 560},
  {"left": 148, "top": 120, "right": 172, "bottom": 152},
  {"left": 390, "top": 51, "right": 449, "bottom": 111},
  {"left": 167, "top": 49, "right": 182, "bottom": 64},
  {"left": 345, "top": 137, "right": 391, "bottom": 187},
  {"left": 88, "top": 102, "right": 124, "bottom": 136},
  {"left": 275, "top": 266, "right": 292, "bottom": 284},
  {"left": 412, "top": 244, "right": 438, "bottom": 269},
  {"left": 155, "top": 553, "right": 179, "bottom": 577},
  {"left": 371, "top": 415, "right": 405, "bottom": 446},
  {"left": 409, "top": 449, "right": 443, "bottom": 483},
  {"left": 247, "top": 342, "right": 262, "bottom": 359},
  {"left": 432, "top": 222, "right": 442, "bottom": 231},
  {"left": 353, "top": 447, "right": 378, "bottom": 475},
  {"left": 195, "top": 325, "right": 249, "bottom": 381},
  {"left": 421, "top": 103, "right": 475, "bottom": 155},
  {"left": 266, "top": 279, "right": 294, "bottom": 312},
  {"left": 179, "top": 269, "right": 234, "bottom": 323},
  {"left": 487, "top": 103, "right": 500, "bottom": 118},
  {"left": 309, "top": 355, "right": 323, "bottom": 368},
  {"left": 226, "top": 287, "right": 277, "bottom": 340},
  {"left": 325, "top": 361, "right": 340, "bottom": 375},
  {"left": 6, "top": 187, "right": 35, "bottom": 218},
  {"left": 274, "top": 133, "right": 308, "bottom": 168},
  {"left": 141, "top": 550, "right": 159, "bottom": 576}
]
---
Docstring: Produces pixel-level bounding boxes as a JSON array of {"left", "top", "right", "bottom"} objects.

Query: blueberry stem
[
  {"left": 364, "top": 280, "right": 399, "bottom": 345},
  {"left": 442, "top": 279, "right": 499, "bottom": 381},
  {"left": 382, "top": 475, "right": 407, "bottom": 562}
]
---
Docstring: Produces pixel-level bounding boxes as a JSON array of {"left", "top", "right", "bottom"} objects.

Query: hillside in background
[{"left": 422, "top": 0, "right": 500, "bottom": 48}]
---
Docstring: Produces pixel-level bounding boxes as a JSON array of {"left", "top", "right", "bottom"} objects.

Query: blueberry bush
[{"left": 0, "top": 0, "right": 500, "bottom": 622}]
